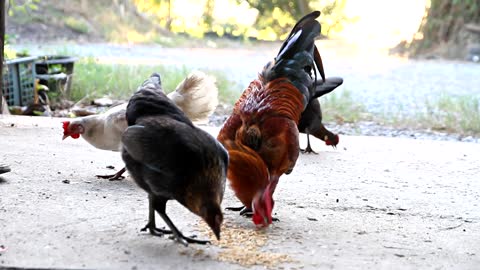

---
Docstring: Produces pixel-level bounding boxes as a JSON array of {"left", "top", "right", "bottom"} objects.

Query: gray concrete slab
[{"left": 0, "top": 115, "right": 479, "bottom": 269}]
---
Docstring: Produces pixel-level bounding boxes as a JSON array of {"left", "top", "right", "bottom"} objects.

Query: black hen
[
  {"left": 121, "top": 73, "right": 228, "bottom": 246},
  {"left": 299, "top": 77, "right": 343, "bottom": 153}
]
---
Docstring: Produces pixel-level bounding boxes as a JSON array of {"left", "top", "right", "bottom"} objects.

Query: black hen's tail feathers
[{"left": 312, "top": 77, "right": 343, "bottom": 99}]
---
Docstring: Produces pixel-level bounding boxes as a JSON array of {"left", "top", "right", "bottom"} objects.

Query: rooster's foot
[
  {"left": 96, "top": 167, "right": 126, "bottom": 181},
  {"left": 96, "top": 174, "right": 125, "bottom": 181}
]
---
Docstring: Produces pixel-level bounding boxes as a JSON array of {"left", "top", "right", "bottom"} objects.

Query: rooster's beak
[{"left": 62, "top": 135, "right": 68, "bottom": 140}]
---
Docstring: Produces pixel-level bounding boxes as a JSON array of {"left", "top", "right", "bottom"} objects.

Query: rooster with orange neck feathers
[{"left": 217, "top": 11, "right": 342, "bottom": 227}]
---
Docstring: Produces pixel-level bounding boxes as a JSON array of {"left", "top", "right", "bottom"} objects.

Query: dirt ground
[{"left": 0, "top": 115, "right": 479, "bottom": 270}]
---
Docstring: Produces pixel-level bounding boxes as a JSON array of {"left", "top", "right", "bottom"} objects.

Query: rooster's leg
[
  {"left": 96, "top": 167, "right": 126, "bottom": 181},
  {"left": 153, "top": 196, "right": 209, "bottom": 246},
  {"left": 237, "top": 210, "right": 279, "bottom": 222},
  {"left": 141, "top": 195, "right": 172, "bottom": 236},
  {"left": 300, "top": 132, "right": 317, "bottom": 154},
  {"left": 226, "top": 206, "right": 254, "bottom": 217},
  {"left": 240, "top": 207, "right": 253, "bottom": 216},
  {"left": 225, "top": 206, "right": 246, "bottom": 211}
]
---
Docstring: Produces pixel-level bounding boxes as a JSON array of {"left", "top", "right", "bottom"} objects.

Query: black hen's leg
[
  {"left": 96, "top": 167, "right": 126, "bottom": 181},
  {"left": 301, "top": 131, "right": 317, "bottom": 154},
  {"left": 141, "top": 195, "right": 172, "bottom": 236},
  {"left": 153, "top": 197, "right": 209, "bottom": 246}
]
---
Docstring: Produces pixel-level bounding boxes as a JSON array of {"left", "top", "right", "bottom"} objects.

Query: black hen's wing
[
  {"left": 126, "top": 73, "right": 191, "bottom": 126},
  {"left": 121, "top": 117, "right": 203, "bottom": 194}
]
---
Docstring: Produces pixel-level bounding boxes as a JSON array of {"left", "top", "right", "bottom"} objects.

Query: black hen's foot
[
  {"left": 300, "top": 145, "right": 317, "bottom": 154},
  {"left": 141, "top": 222, "right": 172, "bottom": 236},
  {"left": 169, "top": 234, "right": 210, "bottom": 246}
]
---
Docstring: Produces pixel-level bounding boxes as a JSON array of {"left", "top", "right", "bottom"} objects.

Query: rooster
[
  {"left": 299, "top": 77, "right": 343, "bottom": 153},
  {"left": 217, "top": 11, "right": 335, "bottom": 227},
  {"left": 62, "top": 71, "right": 218, "bottom": 180},
  {"left": 122, "top": 73, "right": 228, "bottom": 246}
]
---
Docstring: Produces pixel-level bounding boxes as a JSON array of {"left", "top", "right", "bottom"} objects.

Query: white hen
[{"left": 62, "top": 71, "right": 218, "bottom": 180}]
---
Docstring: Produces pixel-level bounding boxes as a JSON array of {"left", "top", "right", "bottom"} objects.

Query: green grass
[
  {"left": 70, "top": 58, "right": 242, "bottom": 104},
  {"left": 71, "top": 60, "right": 480, "bottom": 136},
  {"left": 418, "top": 93, "right": 480, "bottom": 134},
  {"left": 320, "top": 89, "right": 480, "bottom": 136},
  {"left": 320, "top": 89, "right": 370, "bottom": 123}
]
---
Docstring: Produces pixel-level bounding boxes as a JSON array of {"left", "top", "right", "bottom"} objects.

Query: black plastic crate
[{"left": 2, "top": 56, "right": 37, "bottom": 106}]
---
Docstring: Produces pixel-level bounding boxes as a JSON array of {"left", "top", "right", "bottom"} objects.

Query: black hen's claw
[
  {"left": 141, "top": 223, "right": 172, "bottom": 236},
  {"left": 301, "top": 147, "right": 317, "bottom": 154},
  {"left": 169, "top": 235, "right": 210, "bottom": 246}
]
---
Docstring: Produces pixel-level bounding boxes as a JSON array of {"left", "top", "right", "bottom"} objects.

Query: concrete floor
[{"left": 0, "top": 115, "right": 479, "bottom": 269}]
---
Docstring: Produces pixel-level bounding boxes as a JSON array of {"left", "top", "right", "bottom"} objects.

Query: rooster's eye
[{"left": 304, "top": 66, "right": 311, "bottom": 74}]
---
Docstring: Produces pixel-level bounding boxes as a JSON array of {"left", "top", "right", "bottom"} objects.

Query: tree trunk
[
  {"left": 410, "top": 0, "right": 480, "bottom": 58},
  {"left": 1, "top": 0, "right": 5, "bottom": 114},
  {"left": 296, "top": 0, "right": 311, "bottom": 16}
]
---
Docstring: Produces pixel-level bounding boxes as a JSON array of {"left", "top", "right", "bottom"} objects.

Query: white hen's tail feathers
[{"left": 168, "top": 71, "right": 218, "bottom": 124}]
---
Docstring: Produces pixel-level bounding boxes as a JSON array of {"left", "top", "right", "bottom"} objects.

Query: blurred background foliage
[
  {"left": 4, "top": 0, "right": 480, "bottom": 55},
  {"left": 132, "top": 0, "right": 352, "bottom": 40},
  {"left": 5, "top": 0, "right": 353, "bottom": 44}
]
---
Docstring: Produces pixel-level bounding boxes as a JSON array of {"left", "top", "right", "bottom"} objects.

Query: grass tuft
[
  {"left": 320, "top": 89, "right": 369, "bottom": 123},
  {"left": 70, "top": 58, "right": 242, "bottom": 104}
]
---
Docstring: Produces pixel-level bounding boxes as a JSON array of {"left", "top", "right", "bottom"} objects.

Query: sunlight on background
[
  {"left": 135, "top": 0, "right": 428, "bottom": 47},
  {"left": 336, "top": 0, "right": 428, "bottom": 48}
]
